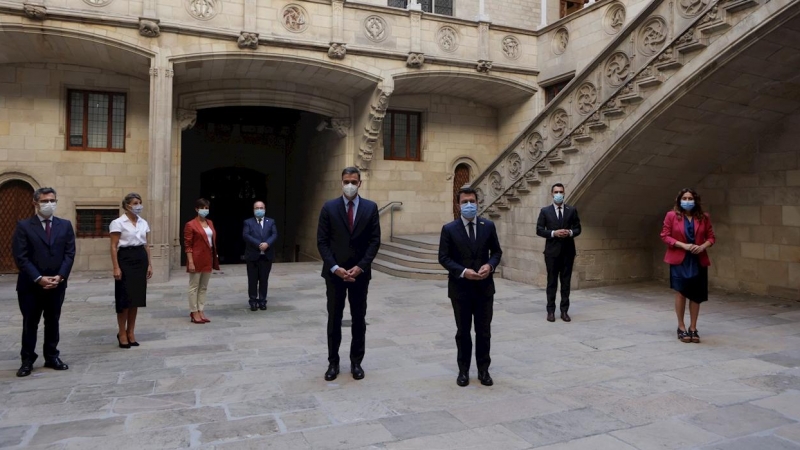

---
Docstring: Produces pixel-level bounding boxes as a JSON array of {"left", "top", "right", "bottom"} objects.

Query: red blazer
[
  {"left": 660, "top": 210, "right": 715, "bottom": 267},
  {"left": 183, "top": 218, "right": 219, "bottom": 273}
]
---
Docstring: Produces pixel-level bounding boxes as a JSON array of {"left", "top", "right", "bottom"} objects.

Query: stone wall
[{"left": 0, "top": 63, "right": 150, "bottom": 272}]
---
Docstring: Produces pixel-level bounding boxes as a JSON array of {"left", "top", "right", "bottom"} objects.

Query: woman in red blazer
[
  {"left": 184, "top": 198, "right": 219, "bottom": 324},
  {"left": 660, "top": 188, "right": 715, "bottom": 343}
]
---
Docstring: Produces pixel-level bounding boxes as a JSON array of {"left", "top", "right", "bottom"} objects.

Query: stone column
[
  {"left": 477, "top": 21, "right": 492, "bottom": 72},
  {"left": 407, "top": 9, "right": 424, "bottom": 68},
  {"left": 147, "top": 57, "right": 174, "bottom": 283},
  {"left": 539, "top": 0, "right": 547, "bottom": 28},
  {"left": 329, "top": 0, "right": 346, "bottom": 58}
]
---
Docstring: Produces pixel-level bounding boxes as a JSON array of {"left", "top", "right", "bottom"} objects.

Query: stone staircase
[{"left": 373, "top": 234, "right": 448, "bottom": 280}]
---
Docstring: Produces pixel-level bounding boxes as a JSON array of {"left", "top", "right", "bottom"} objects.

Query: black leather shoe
[
  {"left": 249, "top": 304, "right": 258, "bottom": 311},
  {"left": 351, "top": 363, "right": 365, "bottom": 380},
  {"left": 44, "top": 358, "right": 69, "bottom": 371},
  {"left": 478, "top": 370, "right": 493, "bottom": 386},
  {"left": 16, "top": 360, "right": 34, "bottom": 377},
  {"left": 259, "top": 304, "right": 267, "bottom": 311},
  {"left": 547, "top": 312, "right": 555, "bottom": 322},
  {"left": 324, "top": 364, "right": 339, "bottom": 381},
  {"left": 456, "top": 371, "right": 469, "bottom": 387},
  {"left": 561, "top": 312, "right": 571, "bottom": 322}
]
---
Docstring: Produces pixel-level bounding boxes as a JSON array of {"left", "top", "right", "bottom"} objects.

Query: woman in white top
[{"left": 109, "top": 193, "right": 152, "bottom": 349}]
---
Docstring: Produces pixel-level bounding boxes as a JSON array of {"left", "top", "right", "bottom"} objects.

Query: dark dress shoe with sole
[
  {"left": 44, "top": 358, "right": 69, "bottom": 370},
  {"left": 456, "top": 371, "right": 469, "bottom": 387},
  {"left": 17, "top": 361, "right": 34, "bottom": 377},
  {"left": 478, "top": 370, "right": 493, "bottom": 386},
  {"left": 324, "top": 364, "right": 340, "bottom": 381},
  {"left": 561, "top": 312, "right": 571, "bottom": 322},
  {"left": 259, "top": 304, "right": 267, "bottom": 311},
  {"left": 249, "top": 304, "right": 258, "bottom": 311},
  {"left": 547, "top": 312, "right": 556, "bottom": 322},
  {"left": 351, "top": 363, "right": 365, "bottom": 380}
]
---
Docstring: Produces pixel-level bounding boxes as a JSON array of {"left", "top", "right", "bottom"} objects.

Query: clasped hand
[
  {"left": 37, "top": 275, "right": 61, "bottom": 290},
  {"left": 683, "top": 242, "right": 706, "bottom": 254},
  {"left": 465, "top": 264, "right": 493, "bottom": 281},
  {"left": 554, "top": 229, "right": 571, "bottom": 238},
  {"left": 335, "top": 266, "right": 363, "bottom": 282}
]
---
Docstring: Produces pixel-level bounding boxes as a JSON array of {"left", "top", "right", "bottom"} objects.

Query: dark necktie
[
  {"left": 468, "top": 221, "right": 475, "bottom": 243},
  {"left": 257, "top": 218, "right": 262, "bottom": 228},
  {"left": 347, "top": 201, "right": 355, "bottom": 232},
  {"left": 557, "top": 207, "right": 563, "bottom": 225},
  {"left": 44, "top": 219, "right": 52, "bottom": 240}
]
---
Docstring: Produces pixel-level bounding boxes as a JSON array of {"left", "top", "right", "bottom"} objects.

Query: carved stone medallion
[
  {"left": 186, "top": 0, "right": 218, "bottom": 20},
  {"left": 678, "top": 0, "right": 709, "bottom": 17},
  {"left": 525, "top": 132, "right": 544, "bottom": 161},
  {"left": 502, "top": 36, "right": 521, "bottom": 60},
  {"left": 281, "top": 4, "right": 308, "bottom": 33},
  {"left": 604, "top": 52, "right": 630, "bottom": 86},
  {"left": 638, "top": 17, "right": 667, "bottom": 56},
  {"left": 604, "top": 3, "right": 625, "bottom": 34},
  {"left": 83, "top": 0, "right": 112, "bottom": 6},
  {"left": 576, "top": 82, "right": 598, "bottom": 115},
  {"left": 364, "top": 15, "right": 388, "bottom": 42},
  {"left": 550, "top": 109, "right": 569, "bottom": 138},
  {"left": 489, "top": 171, "right": 504, "bottom": 196},
  {"left": 552, "top": 28, "right": 569, "bottom": 55},
  {"left": 507, "top": 153, "right": 523, "bottom": 180},
  {"left": 437, "top": 26, "right": 459, "bottom": 53}
]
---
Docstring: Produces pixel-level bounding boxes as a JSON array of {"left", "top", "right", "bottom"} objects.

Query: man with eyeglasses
[
  {"left": 12, "top": 187, "right": 76, "bottom": 377},
  {"left": 317, "top": 167, "right": 381, "bottom": 382}
]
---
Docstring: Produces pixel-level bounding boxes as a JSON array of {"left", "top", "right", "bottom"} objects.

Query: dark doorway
[
  {"left": 0, "top": 180, "right": 35, "bottom": 273},
  {"left": 452, "top": 163, "right": 471, "bottom": 219}
]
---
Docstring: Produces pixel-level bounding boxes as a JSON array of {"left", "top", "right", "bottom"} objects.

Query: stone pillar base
[{"left": 149, "top": 255, "right": 171, "bottom": 284}]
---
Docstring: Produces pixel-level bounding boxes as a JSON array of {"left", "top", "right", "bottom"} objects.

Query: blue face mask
[
  {"left": 681, "top": 201, "right": 695, "bottom": 211},
  {"left": 197, "top": 209, "right": 209, "bottom": 218},
  {"left": 553, "top": 193, "right": 565, "bottom": 204},
  {"left": 460, "top": 202, "right": 478, "bottom": 219},
  {"left": 254, "top": 210, "right": 265, "bottom": 218}
]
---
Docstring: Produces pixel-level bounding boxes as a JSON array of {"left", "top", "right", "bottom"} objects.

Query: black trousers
[
  {"left": 18, "top": 285, "right": 66, "bottom": 363},
  {"left": 451, "top": 294, "right": 493, "bottom": 372},
  {"left": 545, "top": 253, "right": 575, "bottom": 313},
  {"left": 326, "top": 276, "right": 368, "bottom": 366},
  {"left": 246, "top": 256, "right": 272, "bottom": 306}
]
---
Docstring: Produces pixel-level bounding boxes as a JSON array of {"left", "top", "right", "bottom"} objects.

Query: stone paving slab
[{"left": 1, "top": 262, "right": 800, "bottom": 449}]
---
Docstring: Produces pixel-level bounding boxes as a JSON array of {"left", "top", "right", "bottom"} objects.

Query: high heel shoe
[
  {"left": 200, "top": 314, "right": 210, "bottom": 323},
  {"left": 117, "top": 333, "right": 131, "bottom": 349},
  {"left": 190, "top": 313, "right": 204, "bottom": 324}
]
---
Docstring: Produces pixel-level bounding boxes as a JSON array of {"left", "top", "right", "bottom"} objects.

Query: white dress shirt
[
  {"left": 330, "top": 195, "right": 360, "bottom": 273},
  {"left": 37, "top": 214, "right": 52, "bottom": 230},
  {"left": 109, "top": 214, "right": 150, "bottom": 247},
  {"left": 550, "top": 203, "right": 574, "bottom": 238}
]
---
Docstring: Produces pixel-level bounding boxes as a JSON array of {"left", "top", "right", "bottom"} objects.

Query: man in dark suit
[
  {"left": 536, "top": 183, "right": 581, "bottom": 322},
  {"left": 439, "top": 187, "right": 503, "bottom": 387},
  {"left": 317, "top": 167, "right": 381, "bottom": 381},
  {"left": 242, "top": 201, "right": 278, "bottom": 311},
  {"left": 12, "top": 187, "right": 75, "bottom": 377}
]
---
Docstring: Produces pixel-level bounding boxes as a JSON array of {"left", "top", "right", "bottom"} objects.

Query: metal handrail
[{"left": 378, "top": 201, "right": 403, "bottom": 239}]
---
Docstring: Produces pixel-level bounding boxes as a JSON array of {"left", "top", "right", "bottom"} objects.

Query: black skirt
[{"left": 115, "top": 246, "right": 148, "bottom": 313}]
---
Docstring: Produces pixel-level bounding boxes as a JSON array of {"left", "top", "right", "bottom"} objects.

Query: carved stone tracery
[
  {"left": 359, "top": 87, "right": 392, "bottom": 165},
  {"left": 282, "top": 4, "right": 308, "bottom": 33},
  {"left": 678, "top": 0, "right": 709, "bottom": 17},
  {"left": 489, "top": 171, "right": 504, "bottom": 196},
  {"left": 576, "top": 82, "right": 597, "bottom": 115},
  {"left": 364, "top": 15, "right": 388, "bottom": 42},
  {"left": 437, "top": 26, "right": 459, "bottom": 53},
  {"left": 83, "top": 0, "right": 112, "bottom": 6},
  {"left": 604, "top": 3, "right": 626, "bottom": 34},
  {"left": 525, "top": 132, "right": 544, "bottom": 161},
  {"left": 639, "top": 17, "right": 668, "bottom": 56},
  {"left": 507, "top": 153, "right": 522, "bottom": 180},
  {"left": 550, "top": 109, "right": 569, "bottom": 138},
  {"left": 187, "top": 0, "right": 218, "bottom": 20},
  {"left": 553, "top": 28, "right": 569, "bottom": 55},
  {"left": 605, "top": 51, "right": 630, "bottom": 86},
  {"left": 502, "top": 36, "right": 520, "bottom": 60}
]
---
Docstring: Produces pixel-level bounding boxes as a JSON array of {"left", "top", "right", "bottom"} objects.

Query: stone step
[
  {"left": 380, "top": 241, "right": 439, "bottom": 260},
  {"left": 392, "top": 234, "right": 439, "bottom": 251},
  {"left": 376, "top": 249, "right": 442, "bottom": 270},
  {"left": 372, "top": 258, "right": 448, "bottom": 280}
]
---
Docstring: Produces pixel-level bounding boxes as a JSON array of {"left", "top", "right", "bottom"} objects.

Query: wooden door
[
  {"left": 452, "top": 163, "right": 471, "bottom": 220},
  {"left": 0, "top": 180, "right": 35, "bottom": 273}
]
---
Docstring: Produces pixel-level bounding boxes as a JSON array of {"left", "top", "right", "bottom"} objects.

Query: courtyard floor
[{"left": 0, "top": 263, "right": 799, "bottom": 449}]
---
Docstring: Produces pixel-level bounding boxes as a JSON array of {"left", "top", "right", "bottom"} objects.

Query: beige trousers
[{"left": 188, "top": 272, "right": 212, "bottom": 312}]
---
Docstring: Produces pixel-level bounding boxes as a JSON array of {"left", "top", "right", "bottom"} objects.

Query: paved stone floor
[{"left": 1, "top": 263, "right": 800, "bottom": 449}]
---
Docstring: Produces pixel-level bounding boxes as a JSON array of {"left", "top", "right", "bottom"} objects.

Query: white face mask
[
  {"left": 343, "top": 183, "right": 359, "bottom": 198},
  {"left": 131, "top": 205, "right": 144, "bottom": 215},
  {"left": 39, "top": 202, "right": 57, "bottom": 217}
]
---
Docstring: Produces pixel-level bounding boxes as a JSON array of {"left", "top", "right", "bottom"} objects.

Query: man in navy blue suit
[
  {"left": 242, "top": 201, "right": 278, "bottom": 311},
  {"left": 439, "top": 186, "right": 502, "bottom": 387},
  {"left": 317, "top": 167, "right": 381, "bottom": 381},
  {"left": 12, "top": 187, "right": 76, "bottom": 377}
]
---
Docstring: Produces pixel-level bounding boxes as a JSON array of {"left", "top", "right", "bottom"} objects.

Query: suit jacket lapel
[
  {"left": 31, "top": 216, "right": 50, "bottom": 245},
  {"left": 338, "top": 199, "right": 351, "bottom": 233},
  {"left": 195, "top": 219, "right": 212, "bottom": 248}
]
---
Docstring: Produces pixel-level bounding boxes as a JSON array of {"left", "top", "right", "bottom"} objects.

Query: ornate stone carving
[
  {"left": 501, "top": 36, "right": 520, "bottom": 60},
  {"left": 281, "top": 4, "right": 308, "bottom": 33},
  {"left": 476, "top": 60, "right": 493, "bottom": 73},
  {"left": 364, "top": 15, "right": 388, "bottom": 42},
  {"left": 23, "top": 4, "right": 47, "bottom": 19},
  {"left": 552, "top": 27, "right": 569, "bottom": 55},
  {"left": 678, "top": 0, "right": 709, "bottom": 17},
  {"left": 237, "top": 32, "right": 259, "bottom": 49},
  {"left": 359, "top": 87, "right": 392, "bottom": 164},
  {"left": 186, "top": 0, "right": 218, "bottom": 20},
  {"left": 475, "top": 187, "right": 485, "bottom": 209},
  {"left": 507, "top": 153, "right": 523, "bottom": 180},
  {"left": 604, "top": 3, "right": 625, "bottom": 34},
  {"left": 638, "top": 17, "right": 667, "bottom": 56},
  {"left": 576, "top": 82, "right": 597, "bottom": 115},
  {"left": 331, "top": 118, "right": 350, "bottom": 138},
  {"left": 604, "top": 51, "right": 630, "bottom": 86},
  {"left": 489, "top": 171, "right": 504, "bottom": 196},
  {"left": 676, "top": 27, "right": 699, "bottom": 48},
  {"left": 149, "top": 67, "right": 159, "bottom": 77},
  {"left": 406, "top": 52, "right": 425, "bottom": 68},
  {"left": 83, "top": 0, "right": 112, "bottom": 6},
  {"left": 139, "top": 19, "right": 161, "bottom": 38},
  {"left": 525, "top": 132, "right": 544, "bottom": 161},
  {"left": 165, "top": 68, "right": 174, "bottom": 78},
  {"left": 328, "top": 42, "right": 347, "bottom": 59},
  {"left": 550, "top": 109, "right": 569, "bottom": 138},
  {"left": 437, "top": 26, "right": 459, "bottom": 53},
  {"left": 177, "top": 109, "right": 197, "bottom": 130}
]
